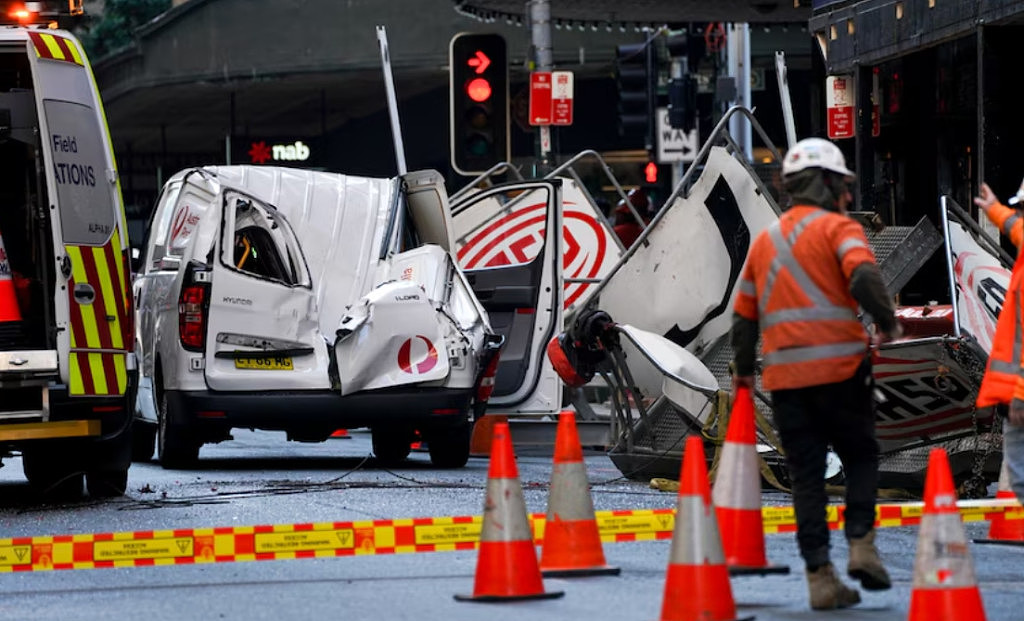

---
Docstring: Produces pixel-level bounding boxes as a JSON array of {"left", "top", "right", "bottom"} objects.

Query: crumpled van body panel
[{"left": 134, "top": 166, "right": 496, "bottom": 468}]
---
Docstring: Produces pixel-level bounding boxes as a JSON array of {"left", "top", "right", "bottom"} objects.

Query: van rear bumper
[{"left": 166, "top": 388, "right": 473, "bottom": 430}]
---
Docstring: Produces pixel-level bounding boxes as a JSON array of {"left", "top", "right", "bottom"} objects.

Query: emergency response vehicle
[
  {"left": 132, "top": 165, "right": 501, "bottom": 469},
  {"left": 0, "top": 1, "right": 135, "bottom": 498}
]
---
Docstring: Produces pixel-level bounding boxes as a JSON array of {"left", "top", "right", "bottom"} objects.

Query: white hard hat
[{"left": 781, "top": 137, "right": 855, "bottom": 179}]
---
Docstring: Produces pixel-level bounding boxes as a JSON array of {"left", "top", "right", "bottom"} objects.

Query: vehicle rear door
[
  {"left": 203, "top": 190, "right": 330, "bottom": 391},
  {"left": 29, "top": 30, "right": 132, "bottom": 397},
  {"left": 450, "top": 179, "right": 563, "bottom": 413}
]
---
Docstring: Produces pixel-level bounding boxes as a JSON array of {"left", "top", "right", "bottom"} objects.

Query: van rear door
[
  {"left": 29, "top": 30, "right": 132, "bottom": 397},
  {"left": 203, "top": 190, "right": 330, "bottom": 391}
]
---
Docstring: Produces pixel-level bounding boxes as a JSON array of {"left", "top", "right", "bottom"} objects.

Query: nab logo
[
  {"left": 457, "top": 202, "right": 609, "bottom": 308},
  {"left": 398, "top": 335, "right": 439, "bottom": 375}
]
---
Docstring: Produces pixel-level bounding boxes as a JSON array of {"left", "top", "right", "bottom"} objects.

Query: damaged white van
[{"left": 133, "top": 166, "right": 502, "bottom": 469}]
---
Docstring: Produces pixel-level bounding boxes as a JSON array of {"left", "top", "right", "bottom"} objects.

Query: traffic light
[
  {"left": 449, "top": 33, "right": 508, "bottom": 175},
  {"left": 615, "top": 41, "right": 657, "bottom": 147},
  {"left": 665, "top": 31, "right": 699, "bottom": 133}
]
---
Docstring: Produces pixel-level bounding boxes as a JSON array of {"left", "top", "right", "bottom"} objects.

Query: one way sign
[{"left": 655, "top": 107, "right": 698, "bottom": 164}]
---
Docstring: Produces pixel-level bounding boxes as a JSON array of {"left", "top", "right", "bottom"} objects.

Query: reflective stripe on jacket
[
  {"left": 733, "top": 205, "right": 876, "bottom": 391},
  {"left": 977, "top": 201, "right": 1024, "bottom": 408}
]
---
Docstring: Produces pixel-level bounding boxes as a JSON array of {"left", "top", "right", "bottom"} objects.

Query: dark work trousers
[{"left": 771, "top": 358, "right": 879, "bottom": 571}]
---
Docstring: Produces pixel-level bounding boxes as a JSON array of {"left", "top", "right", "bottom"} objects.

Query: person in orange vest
[
  {"left": 730, "top": 137, "right": 901, "bottom": 611},
  {"left": 973, "top": 181, "right": 1024, "bottom": 503}
]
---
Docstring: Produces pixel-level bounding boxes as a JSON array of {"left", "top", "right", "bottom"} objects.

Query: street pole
[
  {"left": 528, "top": 0, "right": 552, "bottom": 174},
  {"left": 727, "top": 23, "right": 752, "bottom": 162}
]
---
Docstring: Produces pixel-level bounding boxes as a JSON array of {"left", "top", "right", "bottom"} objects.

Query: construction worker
[
  {"left": 973, "top": 181, "right": 1024, "bottom": 503},
  {"left": 730, "top": 137, "right": 901, "bottom": 610}
]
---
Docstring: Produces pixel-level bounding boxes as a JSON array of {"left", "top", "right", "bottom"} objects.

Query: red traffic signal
[
  {"left": 466, "top": 77, "right": 492, "bottom": 102},
  {"left": 644, "top": 161, "right": 659, "bottom": 184}
]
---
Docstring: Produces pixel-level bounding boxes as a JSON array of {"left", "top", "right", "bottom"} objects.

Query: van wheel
[
  {"left": 132, "top": 422, "right": 157, "bottom": 462},
  {"left": 158, "top": 390, "right": 200, "bottom": 469},
  {"left": 425, "top": 422, "right": 472, "bottom": 468},
  {"left": 372, "top": 430, "right": 412, "bottom": 465},
  {"left": 22, "top": 447, "right": 85, "bottom": 500}
]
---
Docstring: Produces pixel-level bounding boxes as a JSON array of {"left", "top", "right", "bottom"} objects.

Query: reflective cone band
[
  {"left": 540, "top": 411, "right": 620, "bottom": 577},
  {"left": 907, "top": 448, "right": 986, "bottom": 621},
  {"left": 455, "top": 422, "right": 564, "bottom": 602},
  {"left": 975, "top": 459, "right": 1024, "bottom": 545},
  {"left": 0, "top": 231, "right": 22, "bottom": 323},
  {"left": 712, "top": 386, "right": 788, "bottom": 576},
  {"left": 659, "top": 435, "right": 753, "bottom": 621}
]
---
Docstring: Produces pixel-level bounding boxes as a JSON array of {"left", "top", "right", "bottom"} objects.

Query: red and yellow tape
[{"left": 1, "top": 499, "right": 1019, "bottom": 573}]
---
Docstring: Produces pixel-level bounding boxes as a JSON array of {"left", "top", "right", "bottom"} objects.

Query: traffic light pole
[{"left": 528, "top": 0, "right": 553, "bottom": 172}]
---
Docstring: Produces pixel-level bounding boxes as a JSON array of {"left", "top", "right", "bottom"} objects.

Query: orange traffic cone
[
  {"left": 330, "top": 429, "right": 350, "bottom": 439},
  {"left": 469, "top": 414, "right": 507, "bottom": 457},
  {"left": 455, "top": 421, "right": 564, "bottom": 602},
  {"left": 659, "top": 435, "right": 753, "bottom": 621},
  {"left": 713, "top": 386, "right": 789, "bottom": 576},
  {"left": 0, "top": 231, "right": 23, "bottom": 323},
  {"left": 907, "top": 447, "right": 986, "bottom": 621},
  {"left": 539, "top": 411, "right": 620, "bottom": 577},
  {"left": 974, "top": 459, "right": 1024, "bottom": 546}
]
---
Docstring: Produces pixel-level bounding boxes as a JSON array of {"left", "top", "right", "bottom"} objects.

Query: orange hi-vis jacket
[
  {"left": 733, "top": 205, "right": 877, "bottom": 391},
  {"left": 976, "top": 201, "right": 1024, "bottom": 409}
]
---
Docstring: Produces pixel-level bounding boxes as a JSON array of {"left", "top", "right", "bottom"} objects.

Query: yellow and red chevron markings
[
  {"left": 65, "top": 229, "right": 132, "bottom": 396},
  {"left": 28, "top": 31, "right": 84, "bottom": 65},
  {"left": 0, "top": 499, "right": 1019, "bottom": 573}
]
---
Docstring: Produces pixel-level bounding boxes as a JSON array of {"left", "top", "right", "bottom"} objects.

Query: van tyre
[
  {"left": 425, "top": 422, "right": 472, "bottom": 468},
  {"left": 22, "top": 446, "right": 85, "bottom": 500},
  {"left": 158, "top": 390, "right": 200, "bottom": 469},
  {"left": 372, "top": 430, "right": 412, "bottom": 465}
]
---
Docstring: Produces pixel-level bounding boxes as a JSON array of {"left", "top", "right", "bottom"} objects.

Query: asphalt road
[{"left": 0, "top": 429, "right": 1020, "bottom": 620}]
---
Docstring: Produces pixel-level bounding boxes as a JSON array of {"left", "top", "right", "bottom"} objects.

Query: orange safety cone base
[
  {"left": 728, "top": 564, "right": 790, "bottom": 577},
  {"left": 661, "top": 564, "right": 754, "bottom": 621},
  {"left": 329, "top": 429, "right": 351, "bottom": 439},
  {"left": 908, "top": 587, "right": 985, "bottom": 619},
  {"left": 972, "top": 538, "right": 1024, "bottom": 547},
  {"left": 455, "top": 591, "right": 565, "bottom": 603},
  {"left": 542, "top": 565, "right": 621, "bottom": 578},
  {"left": 470, "top": 415, "right": 507, "bottom": 457}
]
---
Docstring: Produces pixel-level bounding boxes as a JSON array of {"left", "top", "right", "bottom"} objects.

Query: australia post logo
[
  {"left": 398, "top": 336, "right": 439, "bottom": 375},
  {"left": 456, "top": 201, "right": 610, "bottom": 309}
]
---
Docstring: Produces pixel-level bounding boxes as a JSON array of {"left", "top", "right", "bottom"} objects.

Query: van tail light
[
  {"left": 473, "top": 333, "right": 505, "bottom": 410},
  {"left": 178, "top": 282, "right": 209, "bottom": 352}
]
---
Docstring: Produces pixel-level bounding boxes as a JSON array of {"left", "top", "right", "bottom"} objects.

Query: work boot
[
  {"left": 848, "top": 530, "right": 892, "bottom": 590},
  {"left": 806, "top": 563, "right": 861, "bottom": 610}
]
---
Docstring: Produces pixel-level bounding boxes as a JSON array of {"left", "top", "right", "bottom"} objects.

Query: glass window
[
  {"left": 455, "top": 186, "right": 550, "bottom": 269},
  {"left": 220, "top": 191, "right": 309, "bottom": 287}
]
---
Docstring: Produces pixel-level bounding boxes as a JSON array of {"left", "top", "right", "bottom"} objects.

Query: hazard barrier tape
[{"left": 1, "top": 499, "right": 1020, "bottom": 573}]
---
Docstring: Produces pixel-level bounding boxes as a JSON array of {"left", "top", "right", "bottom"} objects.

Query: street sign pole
[{"left": 528, "top": 0, "right": 553, "bottom": 173}]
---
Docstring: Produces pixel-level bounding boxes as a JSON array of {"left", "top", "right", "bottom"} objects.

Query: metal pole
[
  {"left": 775, "top": 51, "right": 797, "bottom": 149},
  {"left": 376, "top": 25, "right": 407, "bottom": 175},
  {"left": 529, "top": 0, "right": 552, "bottom": 170},
  {"left": 939, "top": 196, "right": 962, "bottom": 338},
  {"left": 727, "top": 23, "right": 752, "bottom": 162}
]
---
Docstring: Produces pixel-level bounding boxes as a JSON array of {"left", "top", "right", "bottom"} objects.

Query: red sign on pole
[
  {"left": 551, "top": 71, "right": 574, "bottom": 126},
  {"left": 826, "top": 75, "right": 855, "bottom": 140},
  {"left": 529, "top": 71, "right": 552, "bottom": 126}
]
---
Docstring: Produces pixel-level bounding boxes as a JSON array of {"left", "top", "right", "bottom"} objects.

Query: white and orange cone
[
  {"left": 539, "top": 411, "right": 620, "bottom": 577},
  {"left": 974, "top": 459, "right": 1024, "bottom": 546},
  {"left": 907, "top": 447, "right": 986, "bottom": 621},
  {"left": 713, "top": 386, "right": 789, "bottom": 576},
  {"left": 455, "top": 421, "right": 564, "bottom": 602},
  {"left": 659, "top": 435, "right": 753, "bottom": 621}
]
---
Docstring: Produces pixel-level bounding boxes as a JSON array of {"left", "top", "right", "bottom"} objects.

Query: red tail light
[
  {"left": 178, "top": 283, "right": 208, "bottom": 351},
  {"left": 475, "top": 347, "right": 502, "bottom": 403}
]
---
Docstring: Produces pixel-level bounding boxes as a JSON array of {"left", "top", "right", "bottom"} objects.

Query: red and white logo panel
[{"left": 398, "top": 335, "right": 439, "bottom": 375}]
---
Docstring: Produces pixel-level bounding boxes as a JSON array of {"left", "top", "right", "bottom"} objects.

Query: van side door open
[{"left": 202, "top": 191, "right": 330, "bottom": 391}]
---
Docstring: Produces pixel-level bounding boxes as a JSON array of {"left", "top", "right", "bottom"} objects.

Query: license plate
[{"left": 234, "top": 356, "right": 293, "bottom": 370}]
